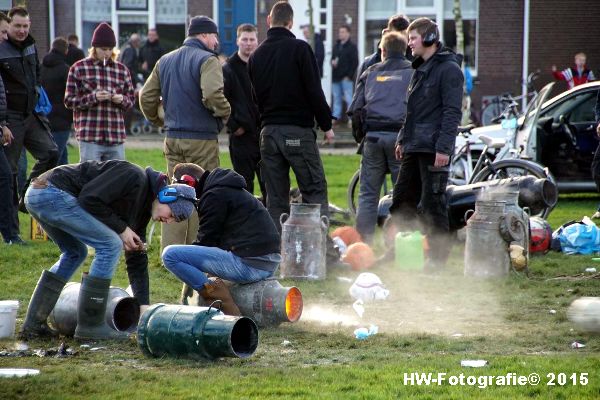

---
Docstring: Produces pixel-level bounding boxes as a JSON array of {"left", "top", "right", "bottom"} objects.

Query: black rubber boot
[
  {"left": 74, "top": 275, "right": 129, "bottom": 341},
  {"left": 18, "top": 270, "right": 67, "bottom": 340}
]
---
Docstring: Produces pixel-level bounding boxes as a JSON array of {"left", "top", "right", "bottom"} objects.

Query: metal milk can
[
  {"left": 280, "top": 203, "right": 329, "bottom": 280},
  {"left": 464, "top": 190, "right": 529, "bottom": 278}
]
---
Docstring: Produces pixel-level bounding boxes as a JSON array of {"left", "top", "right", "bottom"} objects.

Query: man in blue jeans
[
  {"left": 162, "top": 163, "right": 281, "bottom": 316},
  {"left": 19, "top": 160, "right": 196, "bottom": 340}
]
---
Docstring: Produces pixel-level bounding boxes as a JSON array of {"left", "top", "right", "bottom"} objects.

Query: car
[{"left": 464, "top": 81, "right": 600, "bottom": 193}]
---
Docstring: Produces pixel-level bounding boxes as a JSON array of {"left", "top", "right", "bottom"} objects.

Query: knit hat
[
  {"left": 164, "top": 184, "right": 197, "bottom": 222},
  {"left": 92, "top": 22, "right": 116, "bottom": 48},
  {"left": 188, "top": 16, "right": 218, "bottom": 36}
]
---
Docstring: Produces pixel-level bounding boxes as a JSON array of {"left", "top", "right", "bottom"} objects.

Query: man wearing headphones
[
  {"left": 19, "top": 160, "right": 196, "bottom": 340},
  {"left": 389, "top": 17, "right": 463, "bottom": 272},
  {"left": 162, "top": 163, "right": 281, "bottom": 316}
]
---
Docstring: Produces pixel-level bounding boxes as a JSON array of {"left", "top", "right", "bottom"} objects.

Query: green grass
[{"left": 1, "top": 150, "right": 600, "bottom": 399}]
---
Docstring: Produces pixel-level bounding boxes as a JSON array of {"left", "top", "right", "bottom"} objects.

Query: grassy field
[{"left": 1, "top": 149, "right": 600, "bottom": 399}]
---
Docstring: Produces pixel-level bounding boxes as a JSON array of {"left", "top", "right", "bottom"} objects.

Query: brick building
[{"left": 11, "top": 0, "right": 600, "bottom": 117}]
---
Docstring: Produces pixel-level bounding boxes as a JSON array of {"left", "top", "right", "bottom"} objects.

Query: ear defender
[
  {"left": 157, "top": 186, "right": 198, "bottom": 206},
  {"left": 177, "top": 174, "right": 197, "bottom": 188},
  {"left": 422, "top": 23, "right": 439, "bottom": 47}
]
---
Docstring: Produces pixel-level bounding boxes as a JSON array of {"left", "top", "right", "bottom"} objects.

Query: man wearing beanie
[
  {"left": 140, "top": 15, "right": 230, "bottom": 258},
  {"left": 65, "top": 22, "right": 135, "bottom": 163},
  {"left": 0, "top": 6, "right": 59, "bottom": 243},
  {"left": 162, "top": 163, "right": 280, "bottom": 316},
  {"left": 19, "top": 159, "right": 195, "bottom": 341}
]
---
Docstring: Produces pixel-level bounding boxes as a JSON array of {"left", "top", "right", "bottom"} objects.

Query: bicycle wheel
[
  {"left": 346, "top": 169, "right": 392, "bottom": 217},
  {"left": 480, "top": 98, "right": 503, "bottom": 126},
  {"left": 449, "top": 154, "right": 469, "bottom": 186},
  {"left": 471, "top": 159, "right": 556, "bottom": 218}
]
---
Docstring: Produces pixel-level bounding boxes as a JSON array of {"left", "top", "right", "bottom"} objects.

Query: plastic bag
[
  {"left": 34, "top": 86, "right": 52, "bottom": 116},
  {"left": 349, "top": 272, "right": 389, "bottom": 302},
  {"left": 552, "top": 217, "right": 600, "bottom": 255}
]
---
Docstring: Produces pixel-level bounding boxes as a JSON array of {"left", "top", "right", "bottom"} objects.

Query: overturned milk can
[
  {"left": 280, "top": 203, "right": 329, "bottom": 280},
  {"left": 49, "top": 282, "right": 140, "bottom": 336},
  {"left": 464, "top": 190, "right": 530, "bottom": 278},
  {"left": 137, "top": 303, "right": 258, "bottom": 360},
  {"left": 229, "top": 279, "right": 303, "bottom": 327}
]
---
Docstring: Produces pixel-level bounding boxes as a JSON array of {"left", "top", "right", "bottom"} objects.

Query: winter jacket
[
  {"left": 349, "top": 53, "right": 412, "bottom": 137},
  {"left": 40, "top": 49, "right": 72, "bottom": 131},
  {"left": 119, "top": 44, "right": 140, "bottom": 84},
  {"left": 0, "top": 35, "right": 40, "bottom": 114},
  {"left": 66, "top": 44, "right": 84, "bottom": 66},
  {"left": 332, "top": 39, "right": 358, "bottom": 82},
  {"left": 397, "top": 45, "right": 464, "bottom": 156},
  {"left": 553, "top": 65, "right": 596, "bottom": 89},
  {"left": 140, "top": 38, "right": 230, "bottom": 139},
  {"left": 248, "top": 27, "right": 331, "bottom": 131},
  {"left": 222, "top": 52, "right": 260, "bottom": 138},
  {"left": 194, "top": 168, "right": 280, "bottom": 260},
  {"left": 139, "top": 39, "right": 164, "bottom": 78},
  {"left": 42, "top": 160, "right": 165, "bottom": 237},
  {"left": 312, "top": 33, "right": 325, "bottom": 78},
  {"left": 357, "top": 46, "right": 413, "bottom": 84}
]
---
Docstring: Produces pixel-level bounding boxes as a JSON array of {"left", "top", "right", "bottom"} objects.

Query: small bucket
[{"left": 0, "top": 301, "right": 19, "bottom": 339}]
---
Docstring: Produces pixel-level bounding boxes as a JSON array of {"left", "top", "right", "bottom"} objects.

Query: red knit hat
[{"left": 92, "top": 22, "right": 116, "bottom": 48}]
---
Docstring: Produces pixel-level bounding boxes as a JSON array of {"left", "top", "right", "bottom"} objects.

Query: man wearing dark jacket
[
  {"left": 389, "top": 18, "right": 463, "bottom": 271},
  {"left": 162, "top": 163, "right": 280, "bottom": 316},
  {"left": 248, "top": 1, "right": 334, "bottom": 229},
  {"left": 331, "top": 24, "right": 358, "bottom": 122},
  {"left": 41, "top": 37, "right": 72, "bottom": 166},
  {"left": 348, "top": 32, "right": 412, "bottom": 242},
  {"left": 19, "top": 160, "right": 195, "bottom": 340},
  {"left": 223, "top": 23, "right": 265, "bottom": 200},
  {"left": 0, "top": 6, "right": 58, "bottom": 240},
  {"left": 139, "top": 28, "right": 164, "bottom": 81},
  {"left": 65, "top": 34, "right": 84, "bottom": 66}
]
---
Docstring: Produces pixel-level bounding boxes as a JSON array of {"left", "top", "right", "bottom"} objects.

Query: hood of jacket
[
  {"left": 203, "top": 168, "right": 247, "bottom": 192},
  {"left": 42, "top": 49, "right": 66, "bottom": 67},
  {"left": 145, "top": 166, "right": 168, "bottom": 196},
  {"left": 412, "top": 44, "right": 463, "bottom": 72}
]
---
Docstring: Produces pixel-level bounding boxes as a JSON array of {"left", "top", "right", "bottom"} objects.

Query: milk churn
[
  {"left": 280, "top": 203, "right": 329, "bottom": 280},
  {"left": 464, "top": 190, "right": 529, "bottom": 278}
]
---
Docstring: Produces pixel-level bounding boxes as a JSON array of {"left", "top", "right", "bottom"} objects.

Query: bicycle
[{"left": 480, "top": 71, "right": 540, "bottom": 126}]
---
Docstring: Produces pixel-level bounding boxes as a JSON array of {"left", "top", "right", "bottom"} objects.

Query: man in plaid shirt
[{"left": 65, "top": 22, "right": 134, "bottom": 161}]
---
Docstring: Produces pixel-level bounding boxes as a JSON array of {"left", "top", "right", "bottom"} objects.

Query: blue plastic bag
[
  {"left": 34, "top": 86, "right": 52, "bottom": 116},
  {"left": 552, "top": 217, "right": 600, "bottom": 255}
]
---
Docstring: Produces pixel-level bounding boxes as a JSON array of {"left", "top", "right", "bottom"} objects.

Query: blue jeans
[
  {"left": 356, "top": 132, "right": 401, "bottom": 241},
  {"left": 162, "top": 245, "right": 274, "bottom": 290},
  {"left": 52, "top": 130, "right": 71, "bottom": 165},
  {"left": 25, "top": 184, "right": 123, "bottom": 280},
  {"left": 332, "top": 78, "right": 354, "bottom": 119},
  {"left": 79, "top": 141, "right": 125, "bottom": 162}
]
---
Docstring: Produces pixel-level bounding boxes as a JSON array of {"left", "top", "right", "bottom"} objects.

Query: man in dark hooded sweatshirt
[
  {"left": 19, "top": 160, "right": 196, "bottom": 341},
  {"left": 162, "top": 163, "right": 281, "bottom": 316},
  {"left": 389, "top": 17, "right": 463, "bottom": 271}
]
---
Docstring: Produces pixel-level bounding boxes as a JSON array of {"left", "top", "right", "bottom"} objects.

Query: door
[{"left": 218, "top": 0, "right": 255, "bottom": 57}]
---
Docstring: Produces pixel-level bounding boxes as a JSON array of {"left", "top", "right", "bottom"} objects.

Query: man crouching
[
  {"left": 19, "top": 160, "right": 196, "bottom": 340},
  {"left": 162, "top": 163, "right": 281, "bottom": 315}
]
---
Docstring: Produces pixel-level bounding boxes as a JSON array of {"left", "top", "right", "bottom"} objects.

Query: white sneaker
[{"left": 592, "top": 211, "right": 600, "bottom": 219}]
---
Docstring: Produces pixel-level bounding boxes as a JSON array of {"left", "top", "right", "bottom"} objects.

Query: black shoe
[{"left": 6, "top": 236, "right": 28, "bottom": 245}]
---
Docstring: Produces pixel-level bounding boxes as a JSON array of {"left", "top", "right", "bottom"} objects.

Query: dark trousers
[
  {"left": 389, "top": 152, "right": 451, "bottom": 262},
  {"left": 260, "top": 124, "right": 329, "bottom": 232},
  {"left": 0, "top": 146, "right": 16, "bottom": 241},
  {"left": 229, "top": 133, "right": 266, "bottom": 200},
  {"left": 592, "top": 143, "right": 600, "bottom": 209},
  {"left": 4, "top": 112, "right": 59, "bottom": 234}
]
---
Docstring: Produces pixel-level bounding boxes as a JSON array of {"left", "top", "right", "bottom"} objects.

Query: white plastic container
[{"left": 0, "top": 300, "right": 19, "bottom": 339}]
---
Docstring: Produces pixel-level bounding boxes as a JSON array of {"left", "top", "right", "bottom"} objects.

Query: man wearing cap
[
  {"left": 19, "top": 160, "right": 196, "bottom": 341},
  {"left": 64, "top": 22, "right": 135, "bottom": 162},
  {"left": 0, "top": 6, "right": 59, "bottom": 243},
  {"left": 162, "top": 163, "right": 281, "bottom": 316},
  {"left": 140, "top": 15, "right": 230, "bottom": 257}
]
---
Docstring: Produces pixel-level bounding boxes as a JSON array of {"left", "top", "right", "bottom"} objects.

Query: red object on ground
[
  {"left": 332, "top": 226, "right": 362, "bottom": 246},
  {"left": 529, "top": 216, "right": 552, "bottom": 254},
  {"left": 342, "top": 242, "right": 375, "bottom": 271}
]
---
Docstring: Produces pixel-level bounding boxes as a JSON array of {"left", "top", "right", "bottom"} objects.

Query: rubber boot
[
  {"left": 199, "top": 278, "right": 241, "bottom": 316},
  {"left": 18, "top": 270, "right": 67, "bottom": 340},
  {"left": 74, "top": 275, "right": 129, "bottom": 341}
]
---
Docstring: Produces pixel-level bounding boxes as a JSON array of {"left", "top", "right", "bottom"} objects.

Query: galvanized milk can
[
  {"left": 464, "top": 190, "right": 529, "bottom": 278},
  {"left": 280, "top": 203, "right": 329, "bottom": 280}
]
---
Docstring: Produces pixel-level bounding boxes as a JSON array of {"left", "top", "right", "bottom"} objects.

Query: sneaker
[
  {"left": 592, "top": 211, "right": 600, "bottom": 219},
  {"left": 6, "top": 236, "right": 28, "bottom": 245}
]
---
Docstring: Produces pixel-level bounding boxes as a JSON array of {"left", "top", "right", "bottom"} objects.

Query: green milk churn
[
  {"left": 395, "top": 231, "right": 425, "bottom": 270},
  {"left": 137, "top": 303, "right": 259, "bottom": 360}
]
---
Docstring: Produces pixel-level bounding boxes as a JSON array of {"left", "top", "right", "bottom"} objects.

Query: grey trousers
[{"left": 260, "top": 124, "right": 329, "bottom": 232}]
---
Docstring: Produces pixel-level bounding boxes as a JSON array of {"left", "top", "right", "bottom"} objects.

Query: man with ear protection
[
  {"left": 388, "top": 17, "right": 463, "bottom": 272},
  {"left": 19, "top": 160, "right": 196, "bottom": 340}
]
